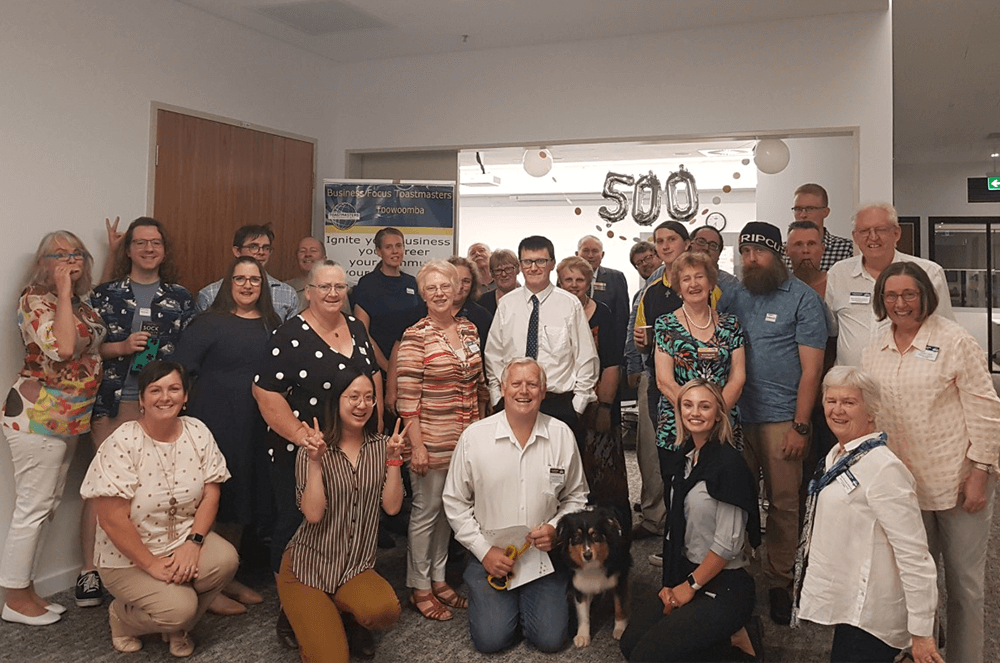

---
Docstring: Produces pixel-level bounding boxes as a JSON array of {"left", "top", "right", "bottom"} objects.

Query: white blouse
[{"left": 81, "top": 417, "right": 230, "bottom": 568}]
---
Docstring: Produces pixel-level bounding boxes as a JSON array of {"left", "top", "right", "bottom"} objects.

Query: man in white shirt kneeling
[{"left": 443, "top": 358, "right": 589, "bottom": 654}]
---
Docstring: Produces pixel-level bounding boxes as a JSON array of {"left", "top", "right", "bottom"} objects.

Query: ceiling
[{"left": 172, "top": 0, "right": 1000, "bottom": 166}]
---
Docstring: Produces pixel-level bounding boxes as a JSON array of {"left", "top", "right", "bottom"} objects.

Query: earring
[{"left": 139, "top": 406, "right": 145, "bottom": 415}]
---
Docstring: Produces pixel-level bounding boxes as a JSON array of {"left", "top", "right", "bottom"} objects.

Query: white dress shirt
[
  {"left": 825, "top": 250, "right": 953, "bottom": 367},
  {"left": 798, "top": 433, "right": 937, "bottom": 649},
  {"left": 484, "top": 283, "right": 599, "bottom": 414},
  {"left": 442, "top": 411, "right": 589, "bottom": 562}
]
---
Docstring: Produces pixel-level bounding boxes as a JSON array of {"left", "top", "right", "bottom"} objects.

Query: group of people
[{"left": 1, "top": 180, "right": 998, "bottom": 663}]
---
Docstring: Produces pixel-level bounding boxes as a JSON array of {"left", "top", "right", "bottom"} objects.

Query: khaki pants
[
  {"left": 742, "top": 421, "right": 805, "bottom": 589},
  {"left": 99, "top": 532, "right": 238, "bottom": 636},
  {"left": 636, "top": 373, "right": 666, "bottom": 533},
  {"left": 277, "top": 550, "right": 400, "bottom": 663}
]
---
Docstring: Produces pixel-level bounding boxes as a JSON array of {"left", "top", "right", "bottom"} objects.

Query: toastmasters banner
[{"left": 323, "top": 179, "right": 455, "bottom": 284}]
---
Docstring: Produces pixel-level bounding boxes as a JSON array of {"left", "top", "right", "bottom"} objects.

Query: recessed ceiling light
[{"left": 992, "top": 152, "right": 1000, "bottom": 158}]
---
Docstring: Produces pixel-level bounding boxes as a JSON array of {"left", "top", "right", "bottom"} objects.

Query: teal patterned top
[{"left": 654, "top": 311, "right": 745, "bottom": 450}]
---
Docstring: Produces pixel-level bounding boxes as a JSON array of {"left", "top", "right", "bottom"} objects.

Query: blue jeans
[{"left": 463, "top": 558, "right": 569, "bottom": 653}]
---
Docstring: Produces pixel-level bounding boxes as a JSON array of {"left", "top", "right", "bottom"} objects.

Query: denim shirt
[{"left": 90, "top": 278, "right": 195, "bottom": 418}]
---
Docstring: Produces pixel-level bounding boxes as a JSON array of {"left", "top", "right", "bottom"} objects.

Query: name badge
[
  {"left": 548, "top": 467, "right": 566, "bottom": 486},
  {"left": 697, "top": 346, "right": 719, "bottom": 361},
  {"left": 467, "top": 342, "right": 480, "bottom": 354},
  {"left": 139, "top": 307, "right": 152, "bottom": 318},
  {"left": 849, "top": 292, "right": 872, "bottom": 305},
  {"left": 765, "top": 313, "right": 777, "bottom": 323},
  {"left": 836, "top": 469, "right": 859, "bottom": 493},
  {"left": 593, "top": 282, "right": 607, "bottom": 292},
  {"left": 915, "top": 345, "right": 939, "bottom": 362},
  {"left": 406, "top": 287, "right": 415, "bottom": 295}
]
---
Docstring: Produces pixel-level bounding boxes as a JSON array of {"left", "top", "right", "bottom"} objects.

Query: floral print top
[
  {"left": 654, "top": 311, "right": 745, "bottom": 450},
  {"left": 3, "top": 286, "right": 106, "bottom": 437}
]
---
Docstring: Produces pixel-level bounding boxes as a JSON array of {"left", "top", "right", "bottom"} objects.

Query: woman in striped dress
[
  {"left": 275, "top": 364, "right": 407, "bottom": 663},
  {"left": 397, "top": 260, "right": 489, "bottom": 621}
]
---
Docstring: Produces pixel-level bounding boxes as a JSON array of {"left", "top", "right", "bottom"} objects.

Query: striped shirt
[
  {"left": 396, "top": 317, "right": 488, "bottom": 470},
  {"left": 288, "top": 431, "right": 386, "bottom": 593}
]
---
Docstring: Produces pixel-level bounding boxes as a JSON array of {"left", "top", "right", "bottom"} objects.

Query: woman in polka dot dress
[{"left": 252, "top": 259, "right": 381, "bottom": 649}]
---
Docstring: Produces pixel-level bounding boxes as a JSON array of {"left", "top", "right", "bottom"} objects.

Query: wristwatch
[
  {"left": 686, "top": 573, "right": 702, "bottom": 591},
  {"left": 791, "top": 421, "right": 810, "bottom": 436},
  {"left": 186, "top": 533, "right": 205, "bottom": 546}
]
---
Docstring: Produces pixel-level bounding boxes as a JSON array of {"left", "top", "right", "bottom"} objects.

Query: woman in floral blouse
[{"left": 1, "top": 231, "right": 105, "bottom": 626}]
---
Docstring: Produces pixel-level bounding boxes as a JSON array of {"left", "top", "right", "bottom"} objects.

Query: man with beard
[
  {"left": 785, "top": 221, "right": 827, "bottom": 298},
  {"left": 825, "top": 203, "right": 953, "bottom": 368},
  {"left": 782, "top": 182, "right": 854, "bottom": 273},
  {"left": 719, "top": 221, "right": 828, "bottom": 626}
]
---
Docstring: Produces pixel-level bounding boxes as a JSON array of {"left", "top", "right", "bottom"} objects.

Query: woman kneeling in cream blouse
[{"left": 82, "top": 361, "right": 236, "bottom": 658}]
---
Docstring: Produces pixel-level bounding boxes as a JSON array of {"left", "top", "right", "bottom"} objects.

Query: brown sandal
[
  {"left": 409, "top": 592, "right": 453, "bottom": 621},
  {"left": 432, "top": 585, "right": 468, "bottom": 610}
]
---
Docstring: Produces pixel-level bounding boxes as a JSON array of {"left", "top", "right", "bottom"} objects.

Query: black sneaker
[{"left": 75, "top": 570, "right": 104, "bottom": 608}]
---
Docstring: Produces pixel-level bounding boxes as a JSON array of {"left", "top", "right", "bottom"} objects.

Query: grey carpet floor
[{"left": 3, "top": 449, "right": 999, "bottom": 662}]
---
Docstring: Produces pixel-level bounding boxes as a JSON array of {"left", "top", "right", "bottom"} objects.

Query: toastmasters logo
[{"left": 327, "top": 202, "right": 361, "bottom": 230}]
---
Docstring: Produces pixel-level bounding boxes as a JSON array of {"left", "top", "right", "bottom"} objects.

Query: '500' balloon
[
  {"left": 598, "top": 167, "right": 698, "bottom": 226},
  {"left": 598, "top": 172, "right": 634, "bottom": 224}
]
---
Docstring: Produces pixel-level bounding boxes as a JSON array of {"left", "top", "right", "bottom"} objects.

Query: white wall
[
  {"left": 0, "top": 0, "right": 339, "bottom": 596},
  {"left": 331, "top": 11, "right": 893, "bottom": 207}
]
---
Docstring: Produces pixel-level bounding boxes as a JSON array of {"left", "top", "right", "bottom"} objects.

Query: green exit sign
[{"left": 990, "top": 177, "right": 1000, "bottom": 191}]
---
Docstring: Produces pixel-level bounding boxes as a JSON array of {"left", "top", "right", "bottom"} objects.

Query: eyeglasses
[
  {"left": 131, "top": 239, "right": 163, "bottom": 249},
  {"left": 791, "top": 206, "right": 826, "bottom": 214},
  {"left": 853, "top": 226, "right": 895, "bottom": 238},
  {"left": 883, "top": 291, "right": 920, "bottom": 303},
  {"left": 632, "top": 253, "right": 657, "bottom": 268},
  {"left": 346, "top": 393, "right": 375, "bottom": 406},
  {"left": 519, "top": 258, "right": 552, "bottom": 268},
  {"left": 308, "top": 283, "right": 348, "bottom": 295},
  {"left": 45, "top": 251, "right": 88, "bottom": 262},
  {"left": 691, "top": 237, "right": 721, "bottom": 252},
  {"left": 240, "top": 243, "right": 274, "bottom": 254},
  {"left": 232, "top": 275, "right": 263, "bottom": 286},
  {"left": 492, "top": 266, "right": 518, "bottom": 277},
  {"left": 423, "top": 284, "right": 454, "bottom": 295}
]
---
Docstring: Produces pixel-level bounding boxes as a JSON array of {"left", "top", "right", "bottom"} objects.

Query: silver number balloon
[
  {"left": 665, "top": 165, "right": 699, "bottom": 222},
  {"left": 631, "top": 171, "right": 662, "bottom": 226},
  {"left": 598, "top": 172, "right": 635, "bottom": 224}
]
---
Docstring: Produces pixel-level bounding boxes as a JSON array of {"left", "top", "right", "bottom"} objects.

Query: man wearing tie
[{"left": 484, "top": 235, "right": 599, "bottom": 441}]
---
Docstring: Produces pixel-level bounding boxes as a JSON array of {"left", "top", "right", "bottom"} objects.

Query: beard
[
  {"left": 792, "top": 258, "right": 822, "bottom": 283},
  {"left": 742, "top": 255, "right": 788, "bottom": 294}
]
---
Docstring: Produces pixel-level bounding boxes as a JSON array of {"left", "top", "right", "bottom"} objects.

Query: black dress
[
  {"left": 253, "top": 312, "right": 378, "bottom": 571},
  {"left": 581, "top": 300, "right": 630, "bottom": 529},
  {"left": 174, "top": 313, "right": 271, "bottom": 525}
]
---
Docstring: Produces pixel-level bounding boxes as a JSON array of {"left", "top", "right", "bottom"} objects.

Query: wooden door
[{"left": 153, "top": 110, "right": 314, "bottom": 294}]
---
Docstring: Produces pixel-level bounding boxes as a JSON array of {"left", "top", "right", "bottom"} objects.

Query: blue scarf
[{"left": 791, "top": 432, "right": 887, "bottom": 627}]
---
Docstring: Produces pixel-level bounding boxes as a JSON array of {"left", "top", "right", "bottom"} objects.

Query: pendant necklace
[{"left": 148, "top": 434, "right": 180, "bottom": 541}]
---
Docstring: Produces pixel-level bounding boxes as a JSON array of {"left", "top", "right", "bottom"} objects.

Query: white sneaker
[{"left": 648, "top": 553, "right": 663, "bottom": 567}]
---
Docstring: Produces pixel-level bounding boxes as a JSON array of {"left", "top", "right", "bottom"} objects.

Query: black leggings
[{"left": 619, "top": 568, "right": 755, "bottom": 662}]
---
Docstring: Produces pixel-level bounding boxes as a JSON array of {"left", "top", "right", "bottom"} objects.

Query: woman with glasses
[
  {"left": 396, "top": 260, "right": 488, "bottom": 621},
  {"left": 174, "top": 257, "right": 280, "bottom": 615},
  {"left": 252, "top": 259, "right": 382, "bottom": 649},
  {"left": 276, "top": 366, "right": 406, "bottom": 662},
  {"left": 1, "top": 232, "right": 105, "bottom": 625},
  {"left": 81, "top": 217, "right": 195, "bottom": 608},
  {"left": 863, "top": 261, "right": 1000, "bottom": 663},
  {"left": 478, "top": 249, "right": 520, "bottom": 315}
]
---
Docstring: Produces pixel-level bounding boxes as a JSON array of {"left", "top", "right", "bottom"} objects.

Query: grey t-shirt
[{"left": 120, "top": 280, "right": 159, "bottom": 401}]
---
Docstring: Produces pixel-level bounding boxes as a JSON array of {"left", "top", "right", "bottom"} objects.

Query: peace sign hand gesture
[
  {"left": 105, "top": 216, "right": 124, "bottom": 253},
  {"left": 304, "top": 417, "right": 327, "bottom": 461},
  {"left": 386, "top": 418, "right": 411, "bottom": 460}
]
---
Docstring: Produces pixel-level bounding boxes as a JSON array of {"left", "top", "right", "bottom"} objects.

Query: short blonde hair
[
  {"left": 416, "top": 259, "right": 460, "bottom": 296},
  {"left": 555, "top": 256, "right": 594, "bottom": 287},
  {"left": 670, "top": 251, "right": 718, "bottom": 291},
  {"left": 29, "top": 231, "right": 94, "bottom": 297}
]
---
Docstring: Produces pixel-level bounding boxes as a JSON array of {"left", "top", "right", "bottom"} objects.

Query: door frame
[{"left": 146, "top": 101, "right": 319, "bottom": 224}]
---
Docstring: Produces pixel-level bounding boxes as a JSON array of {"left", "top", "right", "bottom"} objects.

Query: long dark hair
[
  {"left": 321, "top": 364, "right": 378, "bottom": 446},
  {"left": 206, "top": 256, "right": 280, "bottom": 329},
  {"left": 111, "top": 217, "right": 179, "bottom": 283}
]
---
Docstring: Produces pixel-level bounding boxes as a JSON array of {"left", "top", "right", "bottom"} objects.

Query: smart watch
[
  {"left": 686, "top": 573, "right": 702, "bottom": 591},
  {"left": 186, "top": 533, "right": 205, "bottom": 546}
]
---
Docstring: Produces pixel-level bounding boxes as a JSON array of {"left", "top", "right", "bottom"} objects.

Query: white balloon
[
  {"left": 754, "top": 139, "right": 790, "bottom": 174},
  {"left": 522, "top": 149, "right": 553, "bottom": 177}
]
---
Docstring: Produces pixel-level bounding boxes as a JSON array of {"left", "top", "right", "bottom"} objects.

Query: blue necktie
[{"left": 526, "top": 295, "right": 539, "bottom": 358}]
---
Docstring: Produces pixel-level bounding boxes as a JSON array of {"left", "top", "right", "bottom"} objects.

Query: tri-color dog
[{"left": 556, "top": 507, "right": 632, "bottom": 648}]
